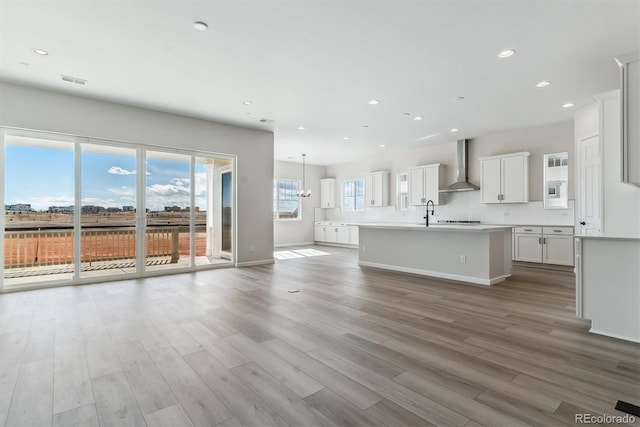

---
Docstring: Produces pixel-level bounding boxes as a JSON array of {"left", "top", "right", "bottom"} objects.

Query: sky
[{"left": 4, "top": 143, "right": 222, "bottom": 211}]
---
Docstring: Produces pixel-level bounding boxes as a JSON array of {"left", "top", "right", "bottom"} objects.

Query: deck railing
[{"left": 3, "top": 226, "right": 199, "bottom": 269}]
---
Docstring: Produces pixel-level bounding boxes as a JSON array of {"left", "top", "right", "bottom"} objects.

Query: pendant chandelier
[{"left": 297, "top": 154, "right": 311, "bottom": 198}]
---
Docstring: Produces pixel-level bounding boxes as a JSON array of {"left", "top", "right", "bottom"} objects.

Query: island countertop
[{"left": 357, "top": 223, "right": 512, "bottom": 232}]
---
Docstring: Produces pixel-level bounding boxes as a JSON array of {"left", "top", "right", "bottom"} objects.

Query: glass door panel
[
  {"left": 80, "top": 144, "right": 137, "bottom": 278},
  {"left": 145, "top": 151, "right": 191, "bottom": 271},
  {"left": 3, "top": 134, "right": 75, "bottom": 287},
  {"left": 221, "top": 169, "right": 232, "bottom": 259}
]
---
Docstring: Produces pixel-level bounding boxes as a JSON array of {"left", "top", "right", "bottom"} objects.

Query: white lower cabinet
[
  {"left": 513, "top": 226, "right": 574, "bottom": 266},
  {"left": 314, "top": 223, "right": 358, "bottom": 246}
]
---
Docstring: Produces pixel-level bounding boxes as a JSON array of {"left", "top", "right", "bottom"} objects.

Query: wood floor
[{"left": 0, "top": 246, "right": 638, "bottom": 427}]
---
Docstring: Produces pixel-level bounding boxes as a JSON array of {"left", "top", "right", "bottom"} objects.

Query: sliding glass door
[
  {"left": 80, "top": 143, "right": 138, "bottom": 278},
  {"left": 145, "top": 150, "right": 192, "bottom": 271},
  {"left": 1, "top": 128, "right": 235, "bottom": 291}
]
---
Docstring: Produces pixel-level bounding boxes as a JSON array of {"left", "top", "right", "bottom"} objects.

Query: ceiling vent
[{"left": 61, "top": 75, "right": 87, "bottom": 85}]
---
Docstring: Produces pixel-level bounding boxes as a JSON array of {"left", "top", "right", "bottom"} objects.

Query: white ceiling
[{"left": 1, "top": 0, "right": 638, "bottom": 165}]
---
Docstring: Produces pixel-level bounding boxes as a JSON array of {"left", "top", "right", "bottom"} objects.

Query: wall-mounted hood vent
[{"left": 440, "top": 139, "right": 480, "bottom": 192}]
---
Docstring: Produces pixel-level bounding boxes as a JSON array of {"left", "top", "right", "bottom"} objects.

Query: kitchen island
[
  {"left": 575, "top": 233, "right": 640, "bottom": 343},
  {"left": 358, "top": 224, "right": 512, "bottom": 285}
]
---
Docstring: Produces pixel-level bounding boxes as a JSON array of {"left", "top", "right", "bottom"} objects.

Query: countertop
[
  {"left": 357, "top": 223, "right": 512, "bottom": 232},
  {"left": 575, "top": 232, "right": 640, "bottom": 241}
]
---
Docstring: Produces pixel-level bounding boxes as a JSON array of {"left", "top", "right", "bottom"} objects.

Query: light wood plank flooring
[{"left": 0, "top": 246, "right": 638, "bottom": 426}]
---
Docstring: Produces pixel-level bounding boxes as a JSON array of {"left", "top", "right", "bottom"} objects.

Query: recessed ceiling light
[
  {"left": 368, "top": 99, "right": 380, "bottom": 105},
  {"left": 413, "top": 116, "right": 423, "bottom": 121},
  {"left": 297, "top": 126, "right": 305, "bottom": 130},
  {"left": 242, "top": 100, "right": 253, "bottom": 106},
  {"left": 454, "top": 96, "right": 465, "bottom": 101},
  {"left": 450, "top": 128, "right": 459, "bottom": 133},
  {"left": 343, "top": 137, "right": 350, "bottom": 140},
  {"left": 562, "top": 102, "right": 575, "bottom": 108},
  {"left": 379, "top": 144, "right": 386, "bottom": 148},
  {"left": 193, "top": 21, "right": 208, "bottom": 31},
  {"left": 536, "top": 80, "right": 551, "bottom": 88},
  {"left": 32, "top": 48, "right": 48, "bottom": 56},
  {"left": 498, "top": 49, "right": 515, "bottom": 58}
]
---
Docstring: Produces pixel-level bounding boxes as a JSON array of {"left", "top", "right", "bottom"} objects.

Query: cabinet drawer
[
  {"left": 542, "top": 226, "right": 574, "bottom": 236},
  {"left": 513, "top": 226, "right": 542, "bottom": 234}
]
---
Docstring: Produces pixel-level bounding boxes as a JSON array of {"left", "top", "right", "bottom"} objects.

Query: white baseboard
[
  {"left": 274, "top": 242, "right": 315, "bottom": 248},
  {"left": 357, "top": 261, "right": 509, "bottom": 286},
  {"left": 235, "top": 259, "right": 275, "bottom": 267},
  {"left": 589, "top": 327, "right": 640, "bottom": 344},
  {"left": 315, "top": 242, "right": 358, "bottom": 249}
]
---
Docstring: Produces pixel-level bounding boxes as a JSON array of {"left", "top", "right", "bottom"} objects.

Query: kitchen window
[
  {"left": 273, "top": 179, "right": 301, "bottom": 220},
  {"left": 343, "top": 179, "right": 365, "bottom": 212}
]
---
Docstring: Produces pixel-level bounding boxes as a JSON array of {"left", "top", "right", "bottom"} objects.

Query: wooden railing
[{"left": 3, "top": 227, "right": 195, "bottom": 269}]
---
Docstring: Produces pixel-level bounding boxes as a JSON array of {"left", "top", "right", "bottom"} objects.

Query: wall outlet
[
  {"left": 250, "top": 245, "right": 255, "bottom": 253},
  {"left": 361, "top": 245, "right": 367, "bottom": 252},
  {"left": 459, "top": 255, "right": 466, "bottom": 263}
]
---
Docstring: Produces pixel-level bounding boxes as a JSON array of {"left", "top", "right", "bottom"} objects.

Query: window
[
  {"left": 343, "top": 179, "right": 365, "bottom": 212},
  {"left": 397, "top": 173, "right": 409, "bottom": 211},
  {"left": 273, "top": 179, "right": 301, "bottom": 220}
]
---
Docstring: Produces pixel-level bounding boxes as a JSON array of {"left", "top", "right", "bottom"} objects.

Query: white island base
[{"left": 358, "top": 224, "right": 513, "bottom": 286}]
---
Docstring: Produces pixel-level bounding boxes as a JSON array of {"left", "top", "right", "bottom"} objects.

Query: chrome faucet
[{"left": 424, "top": 200, "right": 435, "bottom": 227}]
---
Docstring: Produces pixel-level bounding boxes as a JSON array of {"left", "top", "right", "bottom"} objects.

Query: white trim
[
  {"left": 588, "top": 327, "right": 640, "bottom": 344},
  {"left": 74, "top": 140, "right": 81, "bottom": 280},
  {"left": 190, "top": 155, "right": 196, "bottom": 268},
  {"left": 314, "top": 242, "right": 358, "bottom": 249},
  {"left": 358, "top": 261, "right": 510, "bottom": 286},
  {"left": 274, "top": 242, "right": 316, "bottom": 248},
  {"left": 235, "top": 259, "right": 274, "bottom": 267},
  {"left": 0, "top": 129, "right": 4, "bottom": 291}
]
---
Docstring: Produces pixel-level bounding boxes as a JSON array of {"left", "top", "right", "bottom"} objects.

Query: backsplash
[{"left": 317, "top": 191, "right": 574, "bottom": 226}]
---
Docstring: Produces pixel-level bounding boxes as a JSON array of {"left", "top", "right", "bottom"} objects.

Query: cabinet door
[
  {"left": 480, "top": 158, "right": 502, "bottom": 203},
  {"left": 514, "top": 234, "right": 542, "bottom": 262},
  {"left": 543, "top": 236, "right": 574, "bottom": 266},
  {"left": 365, "top": 174, "right": 375, "bottom": 207},
  {"left": 501, "top": 155, "right": 527, "bottom": 203},
  {"left": 320, "top": 180, "right": 335, "bottom": 208},
  {"left": 336, "top": 226, "right": 350, "bottom": 244},
  {"left": 408, "top": 168, "right": 425, "bottom": 205},
  {"left": 314, "top": 225, "right": 326, "bottom": 242},
  {"left": 423, "top": 165, "right": 441, "bottom": 205},
  {"left": 324, "top": 227, "right": 337, "bottom": 243}
]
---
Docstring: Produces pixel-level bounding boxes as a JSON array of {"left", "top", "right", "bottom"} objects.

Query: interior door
[{"left": 578, "top": 135, "right": 602, "bottom": 235}]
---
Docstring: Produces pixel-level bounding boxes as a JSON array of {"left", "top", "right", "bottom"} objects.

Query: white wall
[
  {"left": 273, "top": 160, "right": 326, "bottom": 246},
  {"left": 0, "top": 82, "right": 274, "bottom": 265},
  {"left": 324, "top": 121, "right": 575, "bottom": 226}
]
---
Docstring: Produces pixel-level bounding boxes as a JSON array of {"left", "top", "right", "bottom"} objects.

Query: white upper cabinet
[
  {"left": 364, "top": 171, "right": 389, "bottom": 207},
  {"left": 480, "top": 152, "right": 530, "bottom": 203},
  {"left": 408, "top": 164, "right": 445, "bottom": 205},
  {"left": 616, "top": 52, "right": 640, "bottom": 186},
  {"left": 320, "top": 178, "right": 336, "bottom": 208}
]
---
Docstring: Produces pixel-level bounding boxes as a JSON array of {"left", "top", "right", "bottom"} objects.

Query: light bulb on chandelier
[{"left": 297, "top": 154, "right": 312, "bottom": 198}]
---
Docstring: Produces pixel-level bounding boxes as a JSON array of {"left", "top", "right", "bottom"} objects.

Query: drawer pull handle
[
  {"left": 524, "top": 228, "right": 533, "bottom": 231},
  {"left": 553, "top": 229, "right": 562, "bottom": 232}
]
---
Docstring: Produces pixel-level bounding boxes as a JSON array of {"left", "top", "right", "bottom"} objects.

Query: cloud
[{"left": 108, "top": 166, "right": 136, "bottom": 175}]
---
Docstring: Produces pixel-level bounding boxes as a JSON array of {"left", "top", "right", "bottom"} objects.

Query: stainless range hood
[{"left": 440, "top": 139, "right": 480, "bottom": 192}]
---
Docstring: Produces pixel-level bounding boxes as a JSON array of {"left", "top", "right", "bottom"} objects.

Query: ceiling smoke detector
[{"left": 61, "top": 75, "right": 87, "bottom": 85}]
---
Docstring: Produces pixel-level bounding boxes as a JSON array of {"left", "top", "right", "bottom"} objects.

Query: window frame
[
  {"left": 342, "top": 179, "right": 365, "bottom": 212},
  {"left": 273, "top": 178, "right": 302, "bottom": 221}
]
